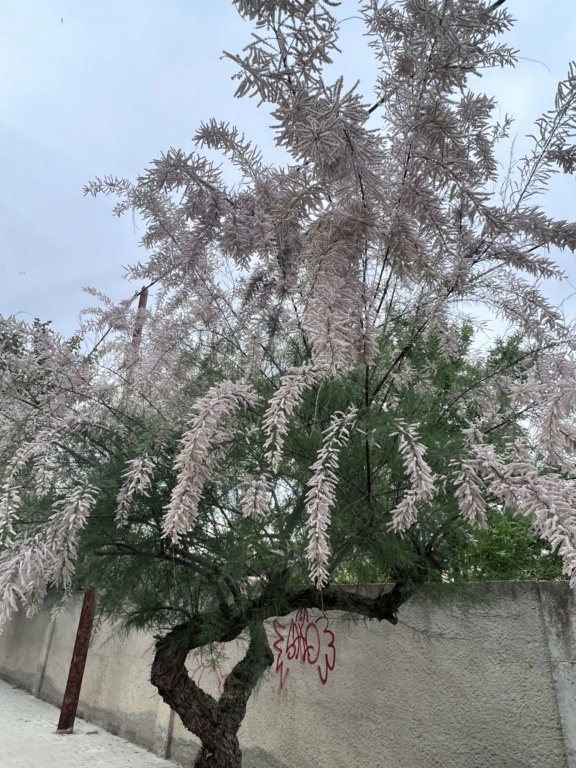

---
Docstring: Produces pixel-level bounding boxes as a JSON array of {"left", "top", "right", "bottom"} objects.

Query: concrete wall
[{"left": 0, "top": 582, "right": 574, "bottom": 768}]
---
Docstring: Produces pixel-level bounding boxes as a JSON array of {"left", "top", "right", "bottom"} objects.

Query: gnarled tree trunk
[
  {"left": 151, "top": 582, "right": 408, "bottom": 767},
  {"left": 152, "top": 621, "right": 273, "bottom": 768}
]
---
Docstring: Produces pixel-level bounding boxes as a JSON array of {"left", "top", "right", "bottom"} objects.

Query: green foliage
[
  {"left": 68, "top": 317, "right": 565, "bottom": 641},
  {"left": 456, "top": 511, "right": 564, "bottom": 582}
]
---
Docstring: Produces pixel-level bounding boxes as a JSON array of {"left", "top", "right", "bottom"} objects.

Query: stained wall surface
[{"left": 0, "top": 582, "right": 574, "bottom": 768}]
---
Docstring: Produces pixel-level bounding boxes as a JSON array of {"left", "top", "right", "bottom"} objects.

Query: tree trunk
[
  {"left": 152, "top": 620, "right": 274, "bottom": 768},
  {"left": 193, "top": 737, "right": 242, "bottom": 768},
  {"left": 150, "top": 581, "right": 410, "bottom": 766}
]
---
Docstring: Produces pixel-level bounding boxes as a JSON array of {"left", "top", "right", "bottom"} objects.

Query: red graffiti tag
[{"left": 272, "top": 608, "right": 336, "bottom": 691}]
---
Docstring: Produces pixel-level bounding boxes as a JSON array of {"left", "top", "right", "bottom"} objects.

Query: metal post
[
  {"left": 57, "top": 289, "right": 147, "bottom": 732},
  {"left": 120, "top": 286, "right": 148, "bottom": 411},
  {"left": 56, "top": 589, "right": 97, "bottom": 733}
]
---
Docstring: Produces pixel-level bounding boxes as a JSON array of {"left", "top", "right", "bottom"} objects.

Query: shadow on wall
[
  {"left": 243, "top": 747, "right": 293, "bottom": 768},
  {"left": 170, "top": 741, "right": 292, "bottom": 768}
]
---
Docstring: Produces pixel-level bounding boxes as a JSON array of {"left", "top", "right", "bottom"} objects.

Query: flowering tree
[{"left": 2, "top": 1, "right": 576, "bottom": 766}]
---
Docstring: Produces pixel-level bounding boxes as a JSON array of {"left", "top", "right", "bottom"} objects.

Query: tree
[{"left": 1, "top": 1, "right": 576, "bottom": 766}]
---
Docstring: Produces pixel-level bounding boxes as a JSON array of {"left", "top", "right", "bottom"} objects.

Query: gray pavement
[{"left": 0, "top": 678, "right": 176, "bottom": 767}]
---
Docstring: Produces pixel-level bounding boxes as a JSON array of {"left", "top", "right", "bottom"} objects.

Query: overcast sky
[{"left": 1, "top": 0, "right": 575, "bottom": 337}]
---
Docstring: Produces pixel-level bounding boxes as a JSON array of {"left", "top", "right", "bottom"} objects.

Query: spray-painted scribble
[{"left": 272, "top": 608, "right": 336, "bottom": 691}]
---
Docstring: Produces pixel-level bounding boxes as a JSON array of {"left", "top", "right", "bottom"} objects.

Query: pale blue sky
[{"left": 1, "top": 0, "right": 575, "bottom": 336}]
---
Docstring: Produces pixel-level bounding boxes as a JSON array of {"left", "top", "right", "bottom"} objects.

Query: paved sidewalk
[{"left": 0, "top": 678, "right": 176, "bottom": 767}]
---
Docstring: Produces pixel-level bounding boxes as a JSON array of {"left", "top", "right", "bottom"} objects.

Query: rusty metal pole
[
  {"left": 131, "top": 286, "right": 149, "bottom": 347},
  {"left": 56, "top": 589, "right": 97, "bottom": 733},
  {"left": 57, "top": 288, "right": 148, "bottom": 733},
  {"left": 120, "top": 286, "right": 149, "bottom": 411}
]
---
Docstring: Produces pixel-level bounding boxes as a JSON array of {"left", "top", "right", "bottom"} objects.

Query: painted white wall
[{"left": 0, "top": 582, "right": 574, "bottom": 767}]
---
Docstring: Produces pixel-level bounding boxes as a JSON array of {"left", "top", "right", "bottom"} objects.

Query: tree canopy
[{"left": 1, "top": 1, "right": 575, "bottom": 766}]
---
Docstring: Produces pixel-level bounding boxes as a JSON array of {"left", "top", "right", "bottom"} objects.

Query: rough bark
[
  {"left": 152, "top": 621, "right": 273, "bottom": 768},
  {"left": 150, "top": 581, "right": 409, "bottom": 767}
]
